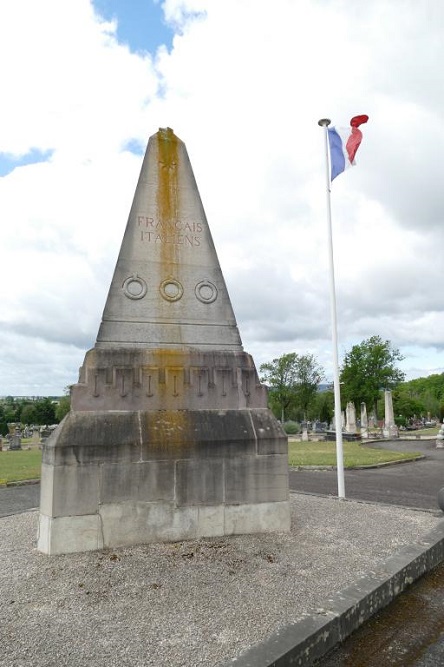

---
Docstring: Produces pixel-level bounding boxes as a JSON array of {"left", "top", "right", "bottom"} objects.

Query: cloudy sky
[{"left": 1, "top": 0, "right": 444, "bottom": 396}]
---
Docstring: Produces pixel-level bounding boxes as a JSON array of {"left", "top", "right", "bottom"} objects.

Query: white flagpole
[{"left": 318, "top": 118, "right": 345, "bottom": 498}]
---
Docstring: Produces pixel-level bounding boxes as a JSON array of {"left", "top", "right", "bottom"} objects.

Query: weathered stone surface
[
  {"left": 38, "top": 128, "right": 290, "bottom": 554},
  {"left": 197, "top": 505, "right": 225, "bottom": 537},
  {"left": 37, "top": 500, "right": 292, "bottom": 554},
  {"left": 100, "top": 460, "right": 175, "bottom": 504},
  {"left": 225, "top": 455, "right": 289, "bottom": 504},
  {"left": 37, "top": 514, "right": 104, "bottom": 554},
  {"left": 42, "top": 411, "right": 141, "bottom": 466},
  {"left": 250, "top": 410, "right": 289, "bottom": 455},
  {"left": 176, "top": 459, "right": 225, "bottom": 506},
  {"left": 95, "top": 127, "right": 242, "bottom": 351},
  {"left": 71, "top": 349, "right": 267, "bottom": 412},
  {"left": 345, "top": 402, "right": 356, "bottom": 434},
  {"left": 139, "top": 409, "right": 259, "bottom": 460},
  {"left": 383, "top": 390, "right": 399, "bottom": 438},
  {"left": 40, "top": 463, "right": 100, "bottom": 517},
  {"left": 99, "top": 502, "right": 199, "bottom": 547},
  {"left": 224, "top": 501, "right": 291, "bottom": 534}
]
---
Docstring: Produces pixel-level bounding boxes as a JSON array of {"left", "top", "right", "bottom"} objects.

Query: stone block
[
  {"left": 99, "top": 502, "right": 198, "bottom": 547},
  {"left": 225, "top": 455, "right": 289, "bottom": 504},
  {"left": 176, "top": 459, "right": 224, "bottom": 506},
  {"left": 197, "top": 505, "right": 225, "bottom": 537},
  {"left": 250, "top": 410, "right": 288, "bottom": 455},
  {"left": 100, "top": 461, "right": 175, "bottom": 503},
  {"left": 40, "top": 462, "right": 100, "bottom": 517},
  {"left": 39, "top": 464, "right": 55, "bottom": 517},
  {"left": 37, "top": 514, "right": 103, "bottom": 555},
  {"left": 139, "top": 409, "right": 257, "bottom": 460},
  {"left": 42, "top": 411, "right": 141, "bottom": 466},
  {"left": 224, "top": 501, "right": 291, "bottom": 535}
]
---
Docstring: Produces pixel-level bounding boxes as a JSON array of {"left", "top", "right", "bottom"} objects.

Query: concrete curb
[
  {"left": 2, "top": 479, "right": 40, "bottom": 487},
  {"left": 290, "top": 455, "right": 425, "bottom": 472},
  {"left": 225, "top": 521, "right": 444, "bottom": 667}
]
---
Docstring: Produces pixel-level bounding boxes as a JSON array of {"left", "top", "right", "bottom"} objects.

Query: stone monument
[
  {"left": 436, "top": 421, "right": 444, "bottom": 449},
  {"left": 38, "top": 128, "right": 290, "bottom": 555},
  {"left": 383, "top": 390, "right": 398, "bottom": 438},
  {"left": 345, "top": 402, "right": 356, "bottom": 434},
  {"left": 360, "top": 402, "right": 368, "bottom": 439},
  {"left": 9, "top": 426, "right": 22, "bottom": 451}
]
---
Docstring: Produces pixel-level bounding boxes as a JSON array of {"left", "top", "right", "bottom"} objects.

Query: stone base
[
  {"left": 383, "top": 426, "right": 399, "bottom": 438},
  {"left": 38, "top": 408, "right": 290, "bottom": 555},
  {"left": 37, "top": 500, "right": 290, "bottom": 555}
]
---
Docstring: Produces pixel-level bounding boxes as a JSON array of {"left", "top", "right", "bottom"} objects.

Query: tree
[
  {"left": 308, "top": 390, "right": 334, "bottom": 424},
  {"left": 393, "top": 372, "right": 444, "bottom": 422},
  {"left": 340, "top": 336, "right": 405, "bottom": 418},
  {"left": 293, "top": 354, "right": 325, "bottom": 419},
  {"left": 19, "top": 403, "right": 37, "bottom": 424},
  {"left": 260, "top": 352, "right": 325, "bottom": 422},
  {"left": 55, "top": 395, "right": 71, "bottom": 422},
  {"left": 33, "top": 398, "right": 56, "bottom": 425},
  {"left": 392, "top": 390, "right": 425, "bottom": 423}
]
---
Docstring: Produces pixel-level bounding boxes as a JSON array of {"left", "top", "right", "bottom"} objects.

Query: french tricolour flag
[{"left": 328, "top": 115, "right": 369, "bottom": 181}]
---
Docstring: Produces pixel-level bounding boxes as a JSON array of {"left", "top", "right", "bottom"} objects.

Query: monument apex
[{"left": 96, "top": 127, "right": 242, "bottom": 350}]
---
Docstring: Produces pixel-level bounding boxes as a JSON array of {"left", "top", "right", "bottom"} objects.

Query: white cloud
[{"left": 1, "top": 0, "right": 444, "bottom": 394}]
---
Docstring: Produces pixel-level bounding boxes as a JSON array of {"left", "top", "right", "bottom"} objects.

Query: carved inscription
[{"left": 138, "top": 216, "right": 202, "bottom": 247}]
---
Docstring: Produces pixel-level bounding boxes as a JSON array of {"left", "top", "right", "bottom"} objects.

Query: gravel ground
[{"left": 1, "top": 493, "right": 442, "bottom": 667}]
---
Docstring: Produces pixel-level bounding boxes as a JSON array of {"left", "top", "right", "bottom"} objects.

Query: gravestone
[
  {"left": 39, "top": 427, "right": 51, "bottom": 446},
  {"left": 360, "top": 402, "right": 368, "bottom": 439},
  {"left": 38, "top": 128, "right": 290, "bottom": 555},
  {"left": 345, "top": 402, "right": 356, "bottom": 433},
  {"left": 9, "top": 427, "right": 22, "bottom": 451},
  {"left": 436, "top": 422, "right": 444, "bottom": 449},
  {"left": 383, "top": 390, "right": 398, "bottom": 438},
  {"left": 9, "top": 435, "right": 22, "bottom": 450}
]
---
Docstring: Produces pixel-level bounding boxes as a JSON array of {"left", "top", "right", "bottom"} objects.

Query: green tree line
[
  {"left": 261, "top": 336, "right": 444, "bottom": 425},
  {"left": 0, "top": 395, "right": 70, "bottom": 436}
]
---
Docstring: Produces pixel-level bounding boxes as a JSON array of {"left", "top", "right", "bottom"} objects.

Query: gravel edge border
[{"left": 225, "top": 521, "right": 444, "bottom": 667}]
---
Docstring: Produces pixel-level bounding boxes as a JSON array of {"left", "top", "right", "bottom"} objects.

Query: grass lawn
[
  {"left": 0, "top": 448, "right": 42, "bottom": 484},
  {"left": 288, "top": 440, "right": 422, "bottom": 468},
  {"left": 404, "top": 426, "right": 440, "bottom": 437}
]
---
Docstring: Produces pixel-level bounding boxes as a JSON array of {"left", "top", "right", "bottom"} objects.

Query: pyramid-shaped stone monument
[{"left": 38, "top": 128, "right": 290, "bottom": 555}]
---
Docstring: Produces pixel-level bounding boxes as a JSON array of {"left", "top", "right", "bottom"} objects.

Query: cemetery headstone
[
  {"left": 383, "top": 390, "right": 398, "bottom": 438},
  {"left": 9, "top": 434, "right": 22, "bottom": 450},
  {"left": 436, "top": 422, "right": 444, "bottom": 449},
  {"left": 360, "top": 402, "right": 368, "bottom": 439},
  {"left": 345, "top": 402, "right": 356, "bottom": 434}
]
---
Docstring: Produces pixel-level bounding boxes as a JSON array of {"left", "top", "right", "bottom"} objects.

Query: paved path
[
  {"left": 289, "top": 439, "right": 444, "bottom": 510},
  {"left": 290, "top": 438, "right": 444, "bottom": 667},
  {"left": 0, "top": 482, "right": 40, "bottom": 517}
]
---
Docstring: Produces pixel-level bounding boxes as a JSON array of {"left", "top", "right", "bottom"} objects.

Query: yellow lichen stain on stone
[
  {"left": 145, "top": 348, "right": 192, "bottom": 449},
  {"left": 148, "top": 409, "right": 191, "bottom": 448},
  {"left": 157, "top": 128, "right": 180, "bottom": 273}
]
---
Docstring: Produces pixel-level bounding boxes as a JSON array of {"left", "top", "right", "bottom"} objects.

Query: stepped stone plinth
[{"left": 38, "top": 128, "right": 290, "bottom": 555}]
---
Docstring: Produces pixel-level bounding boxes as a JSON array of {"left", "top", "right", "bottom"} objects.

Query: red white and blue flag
[{"left": 328, "top": 115, "right": 369, "bottom": 181}]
